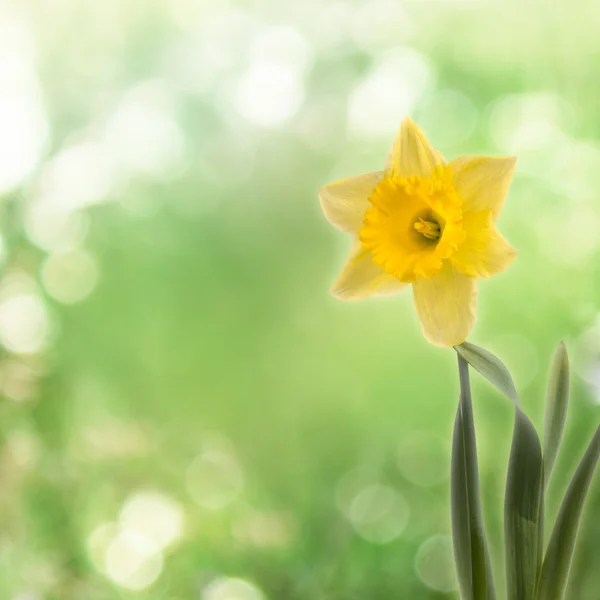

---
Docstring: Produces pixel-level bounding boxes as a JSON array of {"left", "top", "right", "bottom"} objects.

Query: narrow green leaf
[
  {"left": 456, "top": 342, "right": 545, "bottom": 600},
  {"left": 452, "top": 406, "right": 473, "bottom": 599},
  {"left": 455, "top": 341, "right": 519, "bottom": 406},
  {"left": 451, "top": 353, "right": 496, "bottom": 600},
  {"left": 544, "top": 342, "right": 570, "bottom": 488},
  {"left": 505, "top": 408, "right": 544, "bottom": 600},
  {"left": 537, "top": 425, "right": 600, "bottom": 600}
]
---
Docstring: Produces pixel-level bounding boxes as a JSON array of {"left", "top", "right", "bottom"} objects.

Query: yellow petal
[
  {"left": 331, "top": 240, "right": 408, "bottom": 300},
  {"left": 449, "top": 155, "right": 516, "bottom": 220},
  {"left": 319, "top": 171, "right": 383, "bottom": 232},
  {"left": 412, "top": 262, "right": 477, "bottom": 347},
  {"left": 385, "top": 117, "right": 446, "bottom": 179},
  {"left": 452, "top": 211, "right": 518, "bottom": 278}
]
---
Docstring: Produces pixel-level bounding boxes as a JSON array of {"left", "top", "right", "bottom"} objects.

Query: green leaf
[
  {"left": 505, "top": 408, "right": 544, "bottom": 600},
  {"left": 537, "top": 425, "right": 600, "bottom": 600},
  {"left": 544, "top": 342, "right": 570, "bottom": 488},
  {"left": 455, "top": 342, "right": 544, "bottom": 600},
  {"left": 451, "top": 353, "right": 496, "bottom": 600},
  {"left": 455, "top": 341, "right": 519, "bottom": 406}
]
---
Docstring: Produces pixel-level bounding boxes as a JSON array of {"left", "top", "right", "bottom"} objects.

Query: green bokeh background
[{"left": 1, "top": 0, "right": 600, "bottom": 598}]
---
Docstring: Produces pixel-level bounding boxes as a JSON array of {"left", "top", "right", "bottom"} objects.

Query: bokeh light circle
[
  {"left": 414, "top": 535, "right": 457, "bottom": 592},
  {"left": 0, "top": 293, "right": 49, "bottom": 355},
  {"left": 186, "top": 449, "right": 244, "bottom": 509},
  {"left": 202, "top": 577, "right": 265, "bottom": 600},
  {"left": 234, "top": 61, "right": 305, "bottom": 126},
  {"left": 119, "top": 490, "right": 185, "bottom": 550},
  {"left": 41, "top": 250, "right": 99, "bottom": 304},
  {"left": 348, "top": 484, "right": 409, "bottom": 544},
  {"left": 104, "top": 530, "right": 163, "bottom": 591}
]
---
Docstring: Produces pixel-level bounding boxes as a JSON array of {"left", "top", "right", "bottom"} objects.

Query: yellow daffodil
[{"left": 319, "top": 118, "right": 517, "bottom": 347}]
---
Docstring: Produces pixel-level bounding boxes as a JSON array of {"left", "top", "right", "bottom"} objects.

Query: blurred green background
[{"left": 1, "top": 0, "right": 600, "bottom": 598}]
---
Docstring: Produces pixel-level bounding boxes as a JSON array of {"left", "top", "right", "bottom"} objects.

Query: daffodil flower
[{"left": 319, "top": 118, "right": 517, "bottom": 347}]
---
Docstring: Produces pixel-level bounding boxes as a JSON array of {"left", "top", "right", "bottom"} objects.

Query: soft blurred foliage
[{"left": 1, "top": 0, "right": 600, "bottom": 598}]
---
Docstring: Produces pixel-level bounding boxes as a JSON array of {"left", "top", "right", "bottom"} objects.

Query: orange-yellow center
[
  {"left": 359, "top": 170, "right": 466, "bottom": 283},
  {"left": 414, "top": 217, "right": 441, "bottom": 241}
]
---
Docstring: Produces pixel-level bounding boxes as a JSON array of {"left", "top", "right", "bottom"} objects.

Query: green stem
[{"left": 453, "top": 351, "right": 496, "bottom": 600}]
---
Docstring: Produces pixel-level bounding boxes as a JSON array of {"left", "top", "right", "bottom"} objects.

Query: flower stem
[{"left": 452, "top": 351, "right": 496, "bottom": 599}]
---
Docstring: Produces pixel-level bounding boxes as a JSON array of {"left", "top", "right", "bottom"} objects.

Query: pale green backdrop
[{"left": 0, "top": 0, "right": 600, "bottom": 598}]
